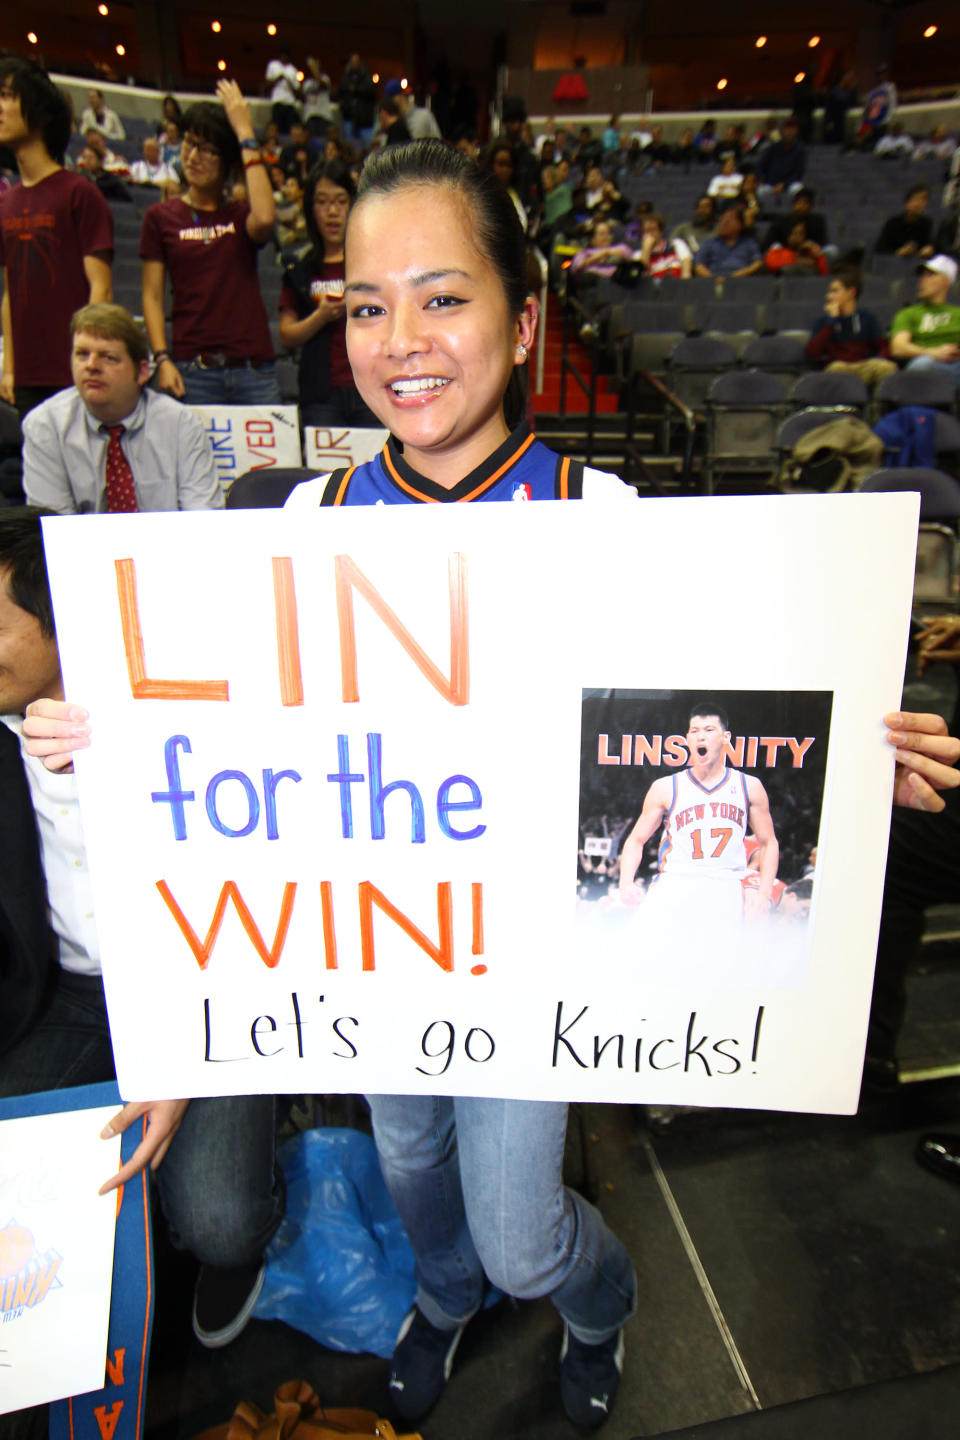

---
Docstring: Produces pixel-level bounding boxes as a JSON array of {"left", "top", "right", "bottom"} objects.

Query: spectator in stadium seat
[
  {"left": 805, "top": 265, "right": 897, "bottom": 389},
  {"left": 671, "top": 193, "right": 717, "bottom": 256},
  {"left": 140, "top": 80, "right": 279, "bottom": 405},
  {"left": 757, "top": 117, "right": 806, "bottom": 205},
  {"left": 78, "top": 142, "right": 131, "bottom": 203},
  {"left": 637, "top": 213, "right": 691, "bottom": 279},
  {"left": 278, "top": 120, "right": 317, "bottom": 182},
  {"left": 737, "top": 168, "right": 761, "bottom": 242},
  {"left": 78, "top": 87, "right": 125, "bottom": 142},
  {"left": 377, "top": 96, "right": 412, "bottom": 149},
  {"left": 278, "top": 159, "right": 378, "bottom": 429},
  {"left": 913, "top": 124, "right": 955, "bottom": 163},
  {"left": 582, "top": 165, "right": 628, "bottom": 225},
  {"left": 130, "top": 136, "right": 177, "bottom": 188},
  {"left": 673, "top": 127, "right": 697, "bottom": 169},
  {"left": 707, "top": 154, "right": 744, "bottom": 201},
  {"left": 764, "top": 220, "right": 829, "bottom": 276},
  {"left": 875, "top": 185, "right": 934, "bottom": 258},
  {"left": 764, "top": 187, "right": 829, "bottom": 251},
  {"left": 80, "top": 128, "right": 129, "bottom": 177},
  {"left": 161, "top": 118, "right": 182, "bottom": 167},
  {"left": 22, "top": 303, "right": 221, "bottom": 513},
  {"left": 385, "top": 81, "right": 441, "bottom": 142},
  {"left": 889, "top": 255, "right": 960, "bottom": 387},
  {"left": 694, "top": 119, "right": 717, "bottom": 162},
  {"left": 645, "top": 124, "right": 673, "bottom": 168},
  {"left": 568, "top": 218, "right": 635, "bottom": 280},
  {"left": 874, "top": 122, "right": 915, "bottom": 161},
  {"left": 0, "top": 57, "right": 113, "bottom": 419},
  {"left": 694, "top": 205, "right": 763, "bottom": 279}
]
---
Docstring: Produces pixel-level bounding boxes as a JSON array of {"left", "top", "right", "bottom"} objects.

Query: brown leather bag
[{"left": 194, "top": 1380, "right": 421, "bottom": 1440}]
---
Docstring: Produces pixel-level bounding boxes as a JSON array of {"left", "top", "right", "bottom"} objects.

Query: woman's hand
[
  {"left": 217, "top": 78, "right": 255, "bottom": 143},
  {"left": 99, "top": 1099, "right": 190, "bottom": 1195},
  {"left": 22, "top": 699, "right": 90, "bottom": 773},
  {"left": 885, "top": 710, "right": 960, "bottom": 812},
  {"left": 155, "top": 356, "right": 185, "bottom": 397},
  {"left": 916, "top": 614, "right": 960, "bottom": 674}
]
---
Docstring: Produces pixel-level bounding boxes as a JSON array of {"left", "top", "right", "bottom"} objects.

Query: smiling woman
[{"left": 281, "top": 139, "right": 638, "bottom": 1431}]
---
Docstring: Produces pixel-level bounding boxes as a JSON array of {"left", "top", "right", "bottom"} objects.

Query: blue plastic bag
[{"left": 252, "top": 1126, "right": 415, "bottom": 1357}]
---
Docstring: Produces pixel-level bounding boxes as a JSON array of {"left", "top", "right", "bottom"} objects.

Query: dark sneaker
[
  {"left": 192, "top": 1259, "right": 265, "bottom": 1349},
  {"left": 388, "top": 1306, "right": 467, "bottom": 1422},
  {"left": 559, "top": 1322, "right": 625, "bottom": 1428}
]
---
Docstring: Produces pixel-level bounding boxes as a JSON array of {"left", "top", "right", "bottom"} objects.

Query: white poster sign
[
  {"left": 190, "top": 405, "right": 302, "bottom": 491},
  {"left": 0, "top": 1108, "right": 120, "bottom": 1413},
  {"left": 43, "top": 495, "right": 918, "bottom": 1115},
  {"left": 304, "top": 426, "right": 390, "bottom": 473}
]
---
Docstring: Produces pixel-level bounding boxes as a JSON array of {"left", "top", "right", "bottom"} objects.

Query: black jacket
[{"left": 0, "top": 721, "right": 55, "bottom": 1056}]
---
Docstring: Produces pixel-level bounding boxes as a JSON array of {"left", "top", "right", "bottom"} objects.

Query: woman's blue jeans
[{"left": 367, "top": 1093, "right": 637, "bottom": 1344}]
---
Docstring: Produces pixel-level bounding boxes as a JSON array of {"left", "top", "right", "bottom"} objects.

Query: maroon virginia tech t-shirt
[
  {"left": 0, "top": 170, "right": 113, "bottom": 387},
  {"left": 139, "top": 198, "right": 273, "bottom": 363}
]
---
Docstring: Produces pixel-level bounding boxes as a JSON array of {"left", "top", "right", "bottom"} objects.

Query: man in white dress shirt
[{"left": 23, "top": 303, "right": 221, "bottom": 513}]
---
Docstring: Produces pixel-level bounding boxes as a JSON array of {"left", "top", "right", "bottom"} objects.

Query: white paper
[
  {"left": 0, "top": 1107, "right": 120, "bottom": 1412},
  {"left": 42, "top": 494, "right": 918, "bottom": 1114},
  {"left": 188, "top": 404, "right": 301, "bottom": 492}
]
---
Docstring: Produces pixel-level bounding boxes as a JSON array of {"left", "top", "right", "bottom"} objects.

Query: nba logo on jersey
[{"left": 511, "top": 482, "right": 532, "bottom": 501}]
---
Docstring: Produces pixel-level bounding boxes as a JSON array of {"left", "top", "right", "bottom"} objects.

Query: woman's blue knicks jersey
[{"left": 316, "top": 425, "right": 590, "bottom": 505}]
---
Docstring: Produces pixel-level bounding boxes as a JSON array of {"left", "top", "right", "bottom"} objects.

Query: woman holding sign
[
  {"left": 24, "top": 140, "right": 960, "bottom": 1430},
  {"left": 281, "top": 139, "right": 638, "bottom": 1430}
]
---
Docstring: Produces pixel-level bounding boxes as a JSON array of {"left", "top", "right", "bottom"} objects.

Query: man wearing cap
[
  {"left": 383, "top": 80, "right": 440, "bottom": 140},
  {"left": 889, "top": 255, "right": 960, "bottom": 386}
]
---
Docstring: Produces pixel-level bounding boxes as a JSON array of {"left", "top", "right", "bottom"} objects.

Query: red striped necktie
[{"left": 102, "top": 424, "right": 139, "bottom": 513}]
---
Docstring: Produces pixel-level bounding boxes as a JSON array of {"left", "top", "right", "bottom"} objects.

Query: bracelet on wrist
[
  {"left": 242, "top": 156, "right": 266, "bottom": 170},
  {"left": 153, "top": 351, "right": 170, "bottom": 365}
]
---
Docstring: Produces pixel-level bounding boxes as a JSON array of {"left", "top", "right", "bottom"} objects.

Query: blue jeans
[
  {"left": 906, "top": 354, "right": 960, "bottom": 387},
  {"left": 177, "top": 359, "right": 281, "bottom": 406},
  {"left": 0, "top": 968, "right": 282, "bottom": 1267},
  {"left": 367, "top": 1094, "right": 637, "bottom": 1344}
]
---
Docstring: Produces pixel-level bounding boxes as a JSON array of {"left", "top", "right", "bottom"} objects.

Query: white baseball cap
[{"left": 918, "top": 254, "right": 958, "bottom": 285}]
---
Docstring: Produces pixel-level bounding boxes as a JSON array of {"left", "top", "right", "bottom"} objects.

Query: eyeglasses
[
  {"left": 314, "top": 193, "right": 350, "bottom": 212},
  {"left": 182, "top": 137, "right": 220, "bottom": 162}
]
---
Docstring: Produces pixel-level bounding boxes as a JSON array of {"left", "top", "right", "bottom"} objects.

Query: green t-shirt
[{"left": 890, "top": 302, "right": 960, "bottom": 349}]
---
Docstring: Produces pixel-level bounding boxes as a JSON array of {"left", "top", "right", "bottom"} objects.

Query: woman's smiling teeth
[{"left": 390, "top": 376, "right": 451, "bottom": 395}]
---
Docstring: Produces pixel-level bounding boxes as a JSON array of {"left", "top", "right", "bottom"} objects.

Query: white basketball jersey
[{"left": 657, "top": 767, "right": 750, "bottom": 879}]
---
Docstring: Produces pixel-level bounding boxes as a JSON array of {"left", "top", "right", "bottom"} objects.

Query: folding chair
[
  {"left": 665, "top": 336, "right": 738, "bottom": 412},
  {"left": 226, "top": 468, "right": 320, "bottom": 509},
  {"left": 861, "top": 466, "right": 960, "bottom": 602},
  {"left": 876, "top": 368, "right": 958, "bottom": 415},
  {"left": 791, "top": 371, "right": 870, "bottom": 416},
  {"left": 742, "top": 333, "right": 809, "bottom": 374},
  {"left": 703, "top": 369, "right": 788, "bottom": 493}
]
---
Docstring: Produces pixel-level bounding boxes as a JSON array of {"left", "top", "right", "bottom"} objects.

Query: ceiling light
[
  {"left": 26, "top": 31, "right": 38, "bottom": 43},
  {"left": 211, "top": 21, "right": 222, "bottom": 33},
  {"left": 716, "top": 78, "right": 728, "bottom": 90},
  {"left": 808, "top": 36, "right": 820, "bottom": 48},
  {"left": 755, "top": 36, "right": 767, "bottom": 49},
  {"left": 267, "top": 24, "right": 277, "bottom": 36},
  {"left": 924, "top": 25, "right": 938, "bottom": 39},
  {"left": 115, "top": 43, "right": 125, "bottom": 56},
  {"left": 98, "top": 4, "right": 109, "bottom": 14},
  {"left": 794, "top": 71, "right": 806, "bottom": 84},
  {"left": 217, "top": 60, "right": 227, "bottom": 72}
]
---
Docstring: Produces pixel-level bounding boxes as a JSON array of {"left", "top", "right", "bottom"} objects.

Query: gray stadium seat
[
  {"left": 791, "top": 371, "right": 870, "bottom": 415},
  {"left": 877, "top": 368, "right": 958, "bottom": 415}
]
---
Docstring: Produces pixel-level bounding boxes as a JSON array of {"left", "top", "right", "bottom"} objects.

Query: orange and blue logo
[{"left": 0, "top": 1220, "right": 62, "bottom": 1319}]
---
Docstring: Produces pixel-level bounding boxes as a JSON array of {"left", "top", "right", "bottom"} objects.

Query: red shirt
[
  {"left": 140, "top": 198, "right": 273, "bottom": 363},
  {"left": 0, "top": 170, "right": 113, "bottom": 388}
]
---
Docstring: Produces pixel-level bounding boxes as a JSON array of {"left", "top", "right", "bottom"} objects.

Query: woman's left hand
[
  {"left": 885, "top": 710, "right": 960, "bottom": 811},
  {"left": 217, "top": 79, "right": 254, "bottom": 142}
]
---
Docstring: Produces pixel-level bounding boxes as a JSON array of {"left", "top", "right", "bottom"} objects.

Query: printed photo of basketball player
[{"left": 576, "top": 688, "right": 833, "bottom": 988}]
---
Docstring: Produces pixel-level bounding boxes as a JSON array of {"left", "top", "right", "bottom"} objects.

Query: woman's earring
[{"left": 517, "top": 343, "right": 528, "bottom": 360}]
